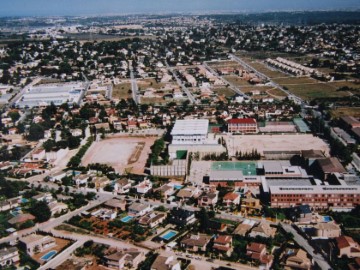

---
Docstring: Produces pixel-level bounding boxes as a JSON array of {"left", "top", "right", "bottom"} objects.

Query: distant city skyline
[{"left": 1, "top": 0, "right": 360, "bottom": 17}]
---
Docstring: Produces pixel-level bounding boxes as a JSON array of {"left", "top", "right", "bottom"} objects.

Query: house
[
  {"left": 0, "top": 197, "right": 19, "bottom": 212},
  {"left": 20, "top": 234, "right": 56, "bottom": 256},
  {"left": 91, "top": 208, "right": 117, "bottom": 220},
  {"left": 93, "top": 176, "right": 111, "bottom": 189},
  {"left": 169, "top": 208, "right": 196, "bottom": 227},
  {"left": 234, "top": 219, "right": 258, "bottom": 236},
  {"left": 336, "top": 236, "right": 360, "bottom": 258},
  {"left": 105, "top": 198, "right": 127, "bottom": 211},
  {"left": 31, "top": 148, "right": 46, "bottom": 161},
  {"left": 127, "top": 120, "right": 138, "bottom": 130},
  {"left": 48, "top": 201, "right": 68, "bottom": 216},
  {"left": 49, "top": 171, "right": 67, "bottom": 182},
  {"left": 105, "top": 249, "right": 144, "bottom": 269},
  {"left": 155, "top": 184, "right": 175, "bottom": 199},
  {"left": 139, "top": 212, "right": 167, "bottom": 228},
  {"left": 8, "top": 213, "right": 35, "bottom": 228},
  {"left": 249, "top": 222, "right": 277, "bottom": 238},
  {"left": 240, "top": 193, "right": 261, "bottom": 216},
  {"left": 176, "top": 186, "right": 202, "bottom": 199},
  {"left": 223, "top": 192, "right": 240, "bottom": 207},
  {"left": 213, "top": 235, "right": 233, "bottom": 256},
  {"left": 0, "top": 247, "right": 19, "bottom": 267},
  {"left": 246, "top": 242, "right": 274, "bottom": 270},
  {"left": 197, "top": 190, "right": 219, "bottom": 207},
  {"left": 0, "top": 161, "right": 13, "bottom": 171},
  {"left": 314, "top": 222, "right": 341, "bottom": 238},
  {"left": 151, "top": 255, "right": 181, "bottom": 270},
  {"left": 227, "top": 118, "right": 258, "bottom": 133},
  {"left": 128, "top": 203, "right": 152, "bottom": 217},
  {"left": 136, "top": 179, "right": 153, "bottom": 194},
  {"left": 74, "top": 174, "right": 89, "bottom": 186},
  {"left": 32, "top": 192, "right": 53, "bottom": 203},
  {"left": 282, "top": 248, "right": 312, "bottom": 270},
  {"left": 180, "top": 234, "right": 211, "bottom": 252},
  {"left": 114, "top": 178, "right": 132, "bottom": 194}
]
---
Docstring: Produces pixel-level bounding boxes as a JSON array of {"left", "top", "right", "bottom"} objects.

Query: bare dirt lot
[
  {"left": 222, "top": 134, "right": 330, "bottom": 156},
  {"left": 82, "top": 136, "right": 157, "bottom": 174}
]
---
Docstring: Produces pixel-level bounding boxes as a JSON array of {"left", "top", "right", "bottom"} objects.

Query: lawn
[{"left": 112, "top": 82, "right": 132, "bottom": 100}]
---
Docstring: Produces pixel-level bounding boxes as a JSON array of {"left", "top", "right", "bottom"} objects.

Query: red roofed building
[
  {"left": 246, "top": 242, "right": 274, "bottom": 269},
  {"left": 213, "top": 235, "right": 233, "bottom": 256},
  {"left": 336, "top": 236, "right": 360, "bottom": 258},
  {"left": 227, "top": 118, "right": 258, "bottom": 133}
]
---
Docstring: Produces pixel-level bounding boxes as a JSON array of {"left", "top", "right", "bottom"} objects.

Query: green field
[{"left": 211, "top": 161, "right": 257, "bottom": 175}]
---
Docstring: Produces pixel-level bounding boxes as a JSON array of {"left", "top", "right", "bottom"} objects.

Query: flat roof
[
  {"left": 171, "top": 119, "right": 209, "bottom": 135},
  {"left": 293, "top": 118, "right": 310, "bottom": 133},
  {"left": 211, "top": 161, "right": 257, "bottom": 175}
]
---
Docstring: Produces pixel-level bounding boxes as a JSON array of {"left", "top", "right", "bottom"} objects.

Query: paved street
[{"left": 281, "top": 223, "right": 332, "bottom": 270}]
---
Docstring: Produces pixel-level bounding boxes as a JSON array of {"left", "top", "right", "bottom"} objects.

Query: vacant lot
[
  {"left": 223, "top": 134, "right": 330, "bottom": 157},
  {"left": 138, "top": 78, "right": 166, "bottom": 90},
  {"left": 212, "top": 87, "right": 236, "bottom": 97},
  {"left": 242, "top": 59, "right": 289, "bottom": 79},
  {"left": 112, "top": 82, "right": 132, "bottom": 100},
  {"left": 82, "top": 136, "right": 157, "bottom": 174},
  {"left": 224, "top": 75, "right": 253, "bottom": 87},
  {"left": 330, "top": 107, "right": 360, "bottom": 119}
]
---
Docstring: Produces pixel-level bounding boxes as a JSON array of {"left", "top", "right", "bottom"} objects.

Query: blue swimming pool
[
  {"left": 323, "top": 216, "right": 332, "bottom": 222},
  {"left": 21, "top": 198, "right": 28, "bottom": 203},
  {"left": 174, "top": 185, "right": 183, "bottom": 190},
  {"left": 121, "top": 216, "right": 133, "bottom": 223},
  {"left": 160, "top": 230, "right": 178, "bottom": 240},
  {"left": 41, "top": 250, "right": 57, "bottom": 261}
]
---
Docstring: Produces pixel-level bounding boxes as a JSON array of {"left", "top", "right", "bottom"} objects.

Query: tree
[
  {"left": 43, "top": 139, "right": 56, "bottom": 152},
  {"left": 8, "top": 111, "right": 20, "bottom": 123},
  {"left": 27, "top": 124, "right": 45, "bottom": 141},
  {"left": 29, "top": 201, "right": 51, "bottom": 222}
]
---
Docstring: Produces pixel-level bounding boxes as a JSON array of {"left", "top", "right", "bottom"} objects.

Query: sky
[{"left": 0, "top": 0, "right": 360, "bottom": 17}]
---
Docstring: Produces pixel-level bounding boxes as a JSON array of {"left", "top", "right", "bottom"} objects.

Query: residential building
[
  {"left": 105, "top": 249, "right": 144, "bottom": 269},
  {"left": 114, "top": 178, "right": 132, "bottom": 194},
  {"left": 223, "top": 192, "right": 240, "bottom": 207},
  {"left": 169, "top": 208, "right": 196, "bottom": 227},
  {"left": 8, "top": 213, "right": 35, "bottom": 228},
  {"left": 336, "top": 236, "right": 360, "bottom": 258},
  {"left": 313, "top": 222, "right": 341, "bottom": 238},
  {"left": 128, "top": 203, "right": 152, "bottom": 217},
  {"left": 104, "top": 198, "right": 127, "bottom": 211},
  {"left": 198, "top": 190, "right": 219, "bottom": 207},
  {"left": 234, "top": 219, "right": 258, "bottom": 236},
  {"left": 249, "top": 222, "right": 277, "bottom": 238},
  {"left": 155, "top": 184, "right": 176, "bottom": 199},
  {"left": 0, "top": 247, "right": 19, "bottom": 267},
  {"left": 213, "top": 235, "right": 233, "bottom": 256},
  {"left": 282, "top": 248, "right": 312, "bottom": 270},
  {"left": 176, "top": 186, "right": 202, "bottom": 199},
  {"left": 20, "top": 234, "right": 56, "bottom": 256},
  {"left": 151, "top": 255, "right": 181, "bottom": 270},
  {"left": 139, "top": 212, "right": 167, "bottom": 228},
  {"left": 227, "top": 118, "right": 258, "bottom": 133},
  {"left": 180, "top": 234, "right": 211, "bottom": 252},
  {"left": 136, "top": 179, "right": 153, "bottom": 194},
  {"left": 246, "top": 242, "right": 273, "bottom": 270}
]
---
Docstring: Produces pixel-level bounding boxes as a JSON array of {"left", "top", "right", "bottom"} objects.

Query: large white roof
[{"left": 171, "top": 119, "right": 209, "bottom": 135}]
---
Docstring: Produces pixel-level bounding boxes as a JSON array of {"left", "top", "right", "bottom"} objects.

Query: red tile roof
[{"left": 227, "top": 118, "right": 257, "bottom": 124}]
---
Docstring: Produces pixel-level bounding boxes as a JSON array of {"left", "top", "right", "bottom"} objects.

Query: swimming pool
[
  {"left": 41, "top": 250, "right": 57, "bottom": 261},
  {"left": 323, "top": 216, "right": 332, "bottom": 222},
  {"left": 174, "top": 185, "right": 183, "bottom": 190},
  {"left": 160, "top": 230, "right": 178, "bottom": 241},
  {"left": 121, "top": 216, "right": 133, "bottom": 223}
]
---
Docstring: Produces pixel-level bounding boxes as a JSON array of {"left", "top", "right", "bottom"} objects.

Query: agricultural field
[{"left": 112, "top": 82, "right": 132, "bottom": 100}]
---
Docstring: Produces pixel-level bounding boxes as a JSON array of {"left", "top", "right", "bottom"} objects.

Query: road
[
  {"left": 165, "top": 61, "right": 196, "bottom": 104},
  {"left": 202, "top": 62, "right": 247, "bottom": 98},
  {"left": 129, "top": 61, "right": 140, "bottom": 105},
  {"left": 8, "top": 77, "right": 42, "bottom": 107},
  {"left": 229, "top": 54, "right": 304, "bottom": 105},
  {"left": 281, "top": 223, "right": 332, "bottom": 270}
]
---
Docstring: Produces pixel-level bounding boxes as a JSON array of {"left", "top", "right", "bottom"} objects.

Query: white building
[
  {"left": 16, "top": 82, "right": 85, "bottom": 108},
  {"left": 171, "top": 119, "right": 209, "bottom": 145}
]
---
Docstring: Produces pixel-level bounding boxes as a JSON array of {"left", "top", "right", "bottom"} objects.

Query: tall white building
[{"left": 171, "top": 119, "right": 209, "bottom": 145}]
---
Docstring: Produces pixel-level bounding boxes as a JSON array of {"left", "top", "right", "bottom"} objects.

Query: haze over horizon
[{"left": 1, "top": 0, "right": 360, "bottom": 17}]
